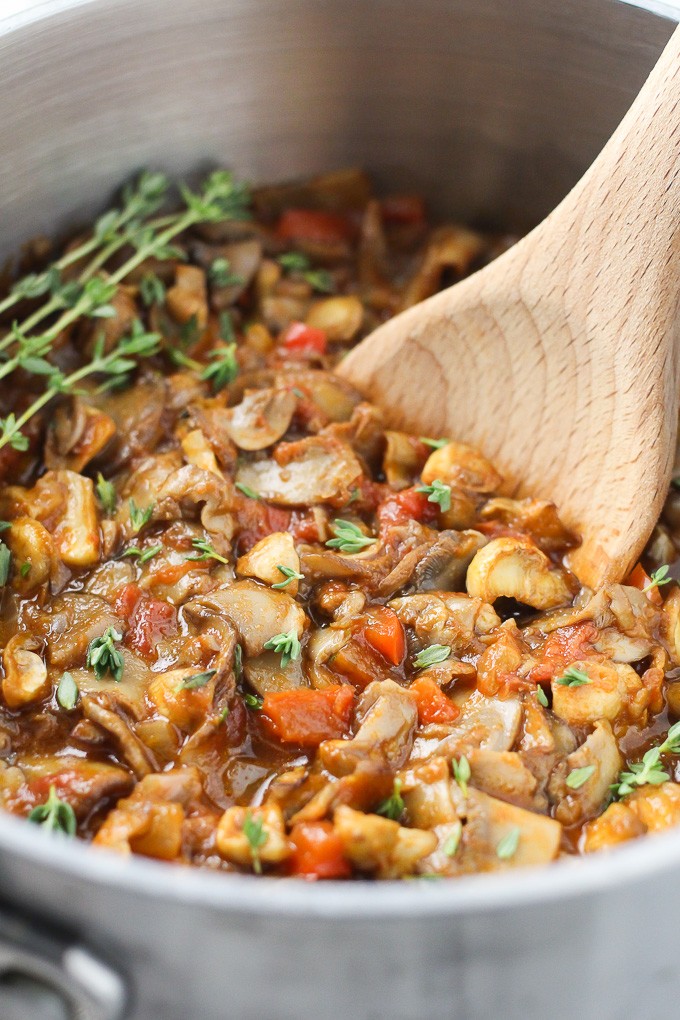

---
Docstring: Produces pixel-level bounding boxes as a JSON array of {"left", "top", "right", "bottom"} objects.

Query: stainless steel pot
[{"left": 0, "top": 1, "right": 678, "bottom": 1017}]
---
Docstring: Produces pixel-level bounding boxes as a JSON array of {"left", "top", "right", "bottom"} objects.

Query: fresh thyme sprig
[
  {"left": 0, "top": 320, "right": 161, "bottom": 451},
  {"left": 272, "top": 564, "right": 304, "bottom": 589},
  {"left": 243, "top": 811, "right": 268, "bottom": 874},
  {"left": 27, "top": 785, "right": 76, "bottom": 836},
  {"left": 611, "top": 722, "right": 680, "bottom": 798},
  {"left": 263, "top": 630, "right": 301, "bottom": 669},
  {"left": 413, "top": 644, "right": 451, "bottom": 670},
  {"left": 555, "top": 666, "right": 591, "bottom": 687},
  {"left": 325, "top": 519, "right": 377, "bottom": 554},
  {"left": 415, "top": 478, "right": 452, "bottom": 512},
  {"left": 186, "top": 538, "right": 229, "bottom": 564},
  {"left": 376, "top": 779, "right": 405, "bottom": 821},
  {"left": 0, "top": 169, "right": 250, "bottom": 450},
  {"left": 277, "top": 251, "right": 335, "bottom": 294},
  {"left": 87, "top": 626, "right": 124, "bottom": 682},
  {"left": 642, "top": 564, "right": 672, "bottom": 594}
]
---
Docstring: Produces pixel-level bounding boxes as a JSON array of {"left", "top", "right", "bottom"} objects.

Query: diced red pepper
[
  {"left": 377, "top": 487, "right": 439, "bottom": 529},
  {"left": 625, "top": 561, "right": 663, "bottom": 606},
  {"left": 260, "top": 685, "right": 355, "bottom": 746},
  {"left": 114, "top": 582, "right": 144, "bottom": 620},
  {"left": 126, "top": 597, "right": 178, "bottom": 657},
  {"left": 289, "top": 510, "right": 321, "bottom": 544},
  {"left": 529, "top": 622, "right": 599, "bottom": 684},
  {"left": 277, "top": 208, "right": 353, "bottom": 244},
  {"left": 410, "top": 677, "right": 460, "bottom": 725},
  {"left": 288, "top": 821, "right": 351, "bottom": 880},
  {"left": 363, "top": 607, "right": 405, "bottom": 666},
  {"left": 235, "top": 500, "right": 292, "bottom": 554},
  {"left": 280, "top": 321, "right": 327, "bottom": 356},
  {"left": 381, "top": 194, "right": 426, "bottom": 226}
]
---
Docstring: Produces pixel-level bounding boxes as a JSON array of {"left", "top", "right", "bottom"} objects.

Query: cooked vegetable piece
[{"left": 261, "top": 686, "right": 355, "bottom": 746}]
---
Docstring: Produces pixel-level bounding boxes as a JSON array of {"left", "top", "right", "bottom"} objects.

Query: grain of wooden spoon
[{"left": 339, "top": 26, "right": 680, "bottom": 589}]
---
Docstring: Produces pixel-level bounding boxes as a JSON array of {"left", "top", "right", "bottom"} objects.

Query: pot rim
[
  {"left": 0, "top": 0, "right": 679, "bottom": 921},
  {"left": 1, "top": 807, "right": 680, "bottom": 917}
]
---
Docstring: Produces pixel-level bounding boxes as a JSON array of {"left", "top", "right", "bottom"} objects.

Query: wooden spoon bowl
[{"left": 339, "top": 27, "right": 680, "bottom": 589}]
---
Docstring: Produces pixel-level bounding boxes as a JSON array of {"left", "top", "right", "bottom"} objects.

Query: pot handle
[{"left": 0, "top": 900, "right": 126, "bottom": 1020}]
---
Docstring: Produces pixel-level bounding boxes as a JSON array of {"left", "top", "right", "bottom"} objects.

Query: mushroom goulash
[{"left": 1, "top": 168, "right": 679, "bottom": 880}]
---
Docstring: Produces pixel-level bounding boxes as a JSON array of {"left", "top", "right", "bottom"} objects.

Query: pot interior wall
[{"left": 0, "top": 0, "right": 674, "bottom": 264}]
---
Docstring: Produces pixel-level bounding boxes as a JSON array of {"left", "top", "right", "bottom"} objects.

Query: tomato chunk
[
  {"left": 410, "top": 677, "right": 460, "bottom": 725},
  {"left": 280, "top": 321, "right": 327, "bottom": 356},
  {"left": 235, "top": 500, "right": 292, "bottom": 554},
  {"left": 127, "top": 597, "right": 178, "bottom": 657},
  {"left": 261, "top": 685, "right": 355, "bottom": 746},
  {"left": 377, "top": 487, "right": 439, "bottom": 529},
  {"left": 277, "top": 208, "right": 353, "bottom": 244},
  {"left": 363, "top": 607, "right": 405, "bottom": 666},
  {"left": 529, "top": 622, "right": 598, "bottom": 683},
  {"left": 289, "top": 821, "right": 351, "bottom": 880},
  {"left": 115, "top": 582, "right": 144, "bottom": 619}
]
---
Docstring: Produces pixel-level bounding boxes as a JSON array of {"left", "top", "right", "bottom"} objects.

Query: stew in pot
[{"left": 0, "top": 168, "right": 679, "bottom": 879}]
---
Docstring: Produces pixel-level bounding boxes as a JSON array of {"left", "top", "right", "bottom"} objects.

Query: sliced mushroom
[
  {"left": 412, "top": 530, "right": 487, "bottom": 593},
  {"left": 44, "top": 398, "right": 116, "bottom": 473},
  {"left": 166, "top": 264, "right": 208, "bottom": 328},
  {"left": 389, "top": 591, "right": 500, "bottom": 655},
  {"left": 551, "top": 659, "right": 646, "bottom": 726},
  {"left": 468, "top": 750, "right": 541, "bottom": 810},
  {"left": 475, "top": 621, "right": 526, "bottom": 697},
  {"left": 415, "top": 694, "right": 522, "bottom": 762},
  {"left": 244, "top": 651, "right": 308, "bottom": 696},
  {"left": 459, "top": 789, "right": 562, "bottom": 871},
  {"left": 224, "top": 388, "right": 296, "bottom": 451},
  {"left": 319, "top": 679, "right": 417, "bottom": 777},
  {"left": 466, "top": 536, "right": 573, "bottom": 610},
  {"left": 383, "top": 430, "right": 425, "bottom": 489},
  {"left": 548, "top": 720, "right": 621, "bottom": 826},
  {"left": 333, "top": 804, "right": 436, "bottom": 879},
  {"left": 20, "top": 470, "right": 101, "bottom": 568},
  {"left": 216, "top": 803, "right": 291, "bottom": 870},
  {"left": 2, "top": 635, "right": 49, "bottom": 709},
  {"left": 5, "top": 517, "right": 56, "bottom": 593},
  {"left": 154, "top": 463, "right": 235, "bottom": 540},
  {"left": 81, "top": 694, "right": 156, "bottom": 778},
  {"left": 591, "top": 627, "right": 653, "bottom": 663},
  {"left": 180, "top": 429, "right": 222, "bottom": 477},
  {"left": 479, "top": 497, "right": 575, "bottom": 553},
  {"left": 93, "top": 767, "right": 202, "bottom": 857},
  {"left": 305, "top": 295, "right": 363, "bottom": 343},
  {"left": 401, "top": 757, "right": 463, "bottom": 828},
  {"left": 421, "top": 440, "right": 502, "bottom": 493},
  {"left": 518, "top": 697, "right": 577, "bottom": 788},
  {"left": 661, "top": 586, "right": 680, "bottom": 666},
  {"left": 193, "top": 238, "right": 262, "bottom": 307},
  {"left": 399, "top": 226, "right": 486, "bottom": 310},
  {"left": 147, "top": 666, "right": 217, "bottom": 731},
  {"left": 187, "top": 581, "right": 306, "bottom": 657},
  {"left": 320, "top": 403, "right": 385, "bottom": 470},
  {"left": 236, "top": 436, "right": 363, "bottom": 506},
  {"left": 237, "top": 531, "right": 301, "bottom": 594},
  {"left": 275, "top": 369, "right": 361, "bottom": 424}
]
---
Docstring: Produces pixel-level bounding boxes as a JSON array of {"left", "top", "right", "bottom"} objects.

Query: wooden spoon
[{"left": 339, "top": 26, "right": 680, "bottom": 589}]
